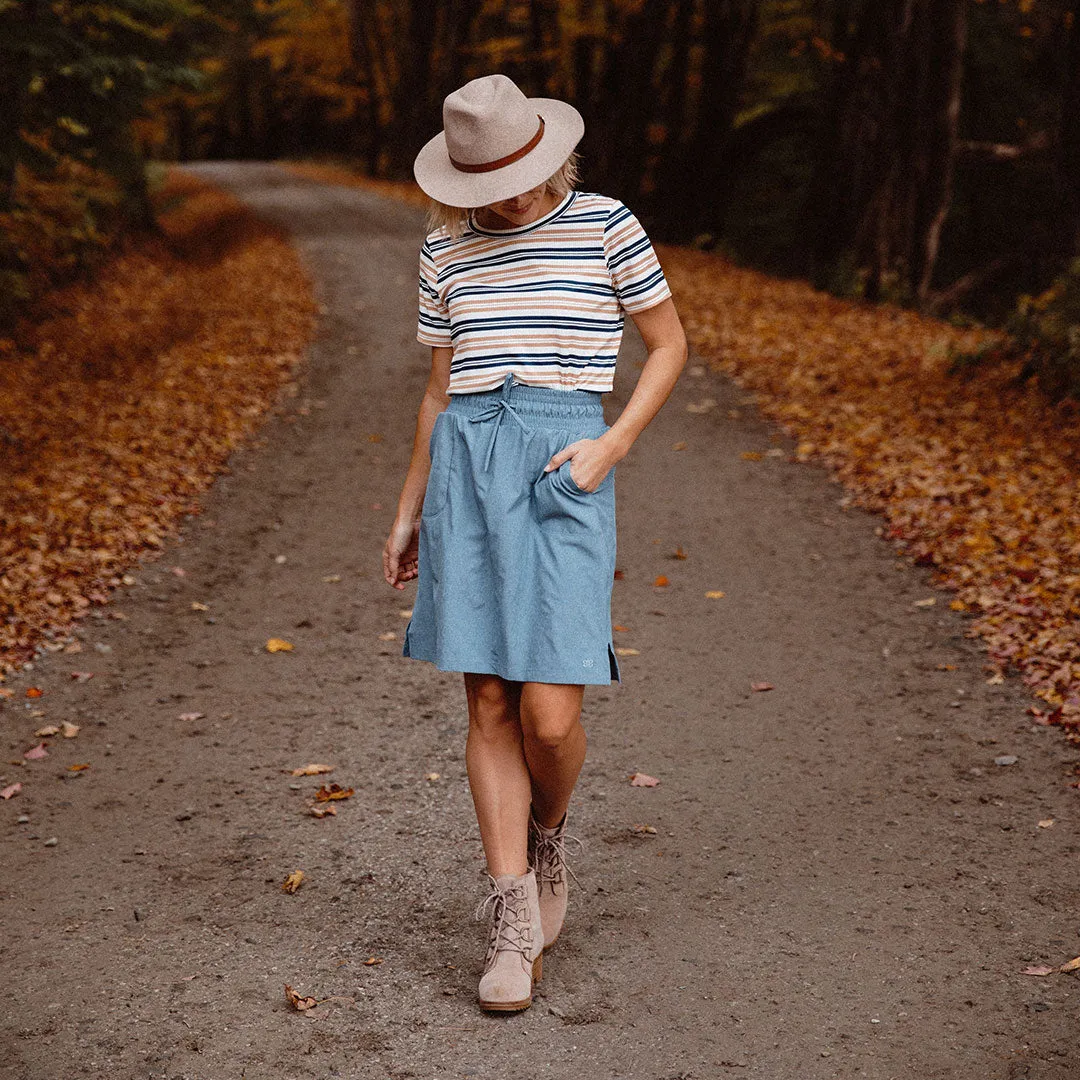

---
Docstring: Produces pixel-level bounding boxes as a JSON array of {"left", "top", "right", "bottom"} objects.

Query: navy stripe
[{"left": 451, "top": 355, "right": 619, "bottom": 372}]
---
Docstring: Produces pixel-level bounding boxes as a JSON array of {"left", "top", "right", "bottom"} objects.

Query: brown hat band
[{"left": 449, "top": 116, "right": 546, "bottom": 174}]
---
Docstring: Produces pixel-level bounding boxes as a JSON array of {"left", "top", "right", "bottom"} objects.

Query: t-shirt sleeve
[
  {"left": 417, "top": 239, "right": 453, "bottom": 347},
  {"left": 603, "top": 201, "right": 672, "bottom": 314}
]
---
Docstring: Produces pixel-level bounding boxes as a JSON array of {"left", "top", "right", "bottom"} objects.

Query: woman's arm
[
  {"left": 603, "top": 296, "right": 688, "bottom": 457},
  {"left": 383, "top": 346, "right": 453, "bottom": 588},
  {"left": 544, "top": 297, "right": 688, "bottom": 488}
]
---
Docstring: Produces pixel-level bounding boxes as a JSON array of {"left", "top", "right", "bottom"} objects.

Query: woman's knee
[
  {"left": 465, "top": 673, "right": 521, "bottom": 738},
  {"left": 521, "top": 711, "right": 582, "bottom": 750},
  {"left": 519, "top": 683, "right": 584, "bottom": 749}
]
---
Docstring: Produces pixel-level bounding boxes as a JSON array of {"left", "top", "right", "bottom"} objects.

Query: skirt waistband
[{"left": 446, "top": 372, "right": 604, "bottom": 422}]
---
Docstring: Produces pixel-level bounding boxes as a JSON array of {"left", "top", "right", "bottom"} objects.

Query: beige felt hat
[{"left": 413, "top": 74, "right": 584, "bottom": 208}]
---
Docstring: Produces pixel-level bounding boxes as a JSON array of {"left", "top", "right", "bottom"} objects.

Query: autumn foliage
[
  {"left": 0, "top": 168, "right": 317, "bottom": 674},
  {"left": 660, "top": 246, "right": 1080, "bottom": 742}
]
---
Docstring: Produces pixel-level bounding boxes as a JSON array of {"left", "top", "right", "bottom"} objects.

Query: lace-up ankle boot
[
  {"left": 528, "top": 808, "right": 582, "bottom": 951},
  {"left": 475, "top": 870, "right": 543, "bottom": 1012}
]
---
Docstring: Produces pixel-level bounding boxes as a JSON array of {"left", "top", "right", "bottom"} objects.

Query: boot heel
[{"left": 532, "top": 952, "right": 543, "bottom": 984}]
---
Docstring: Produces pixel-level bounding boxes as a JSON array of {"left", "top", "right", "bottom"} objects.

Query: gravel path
[{"left": 2, "top": 162, "right": 1076, "bottom": 1080}]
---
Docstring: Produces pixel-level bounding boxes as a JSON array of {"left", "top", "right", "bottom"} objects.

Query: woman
[{"left": 382, "top": 73, "right": 687, "bottom": 1012}]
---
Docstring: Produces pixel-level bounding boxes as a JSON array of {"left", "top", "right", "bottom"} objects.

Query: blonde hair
[{"left": 425, "top": 152, "right": 581, "bottom": 239}]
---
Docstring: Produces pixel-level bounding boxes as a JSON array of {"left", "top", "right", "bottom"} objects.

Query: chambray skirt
[{"left": 402, "top": 372, "right": 622, "bottom": 686}]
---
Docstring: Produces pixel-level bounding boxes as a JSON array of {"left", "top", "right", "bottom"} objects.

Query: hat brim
[{"left": 413, "top": 98, "right": 584, "bottom": 209}]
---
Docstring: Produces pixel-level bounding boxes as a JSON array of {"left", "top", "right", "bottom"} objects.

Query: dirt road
[{"left": 2, "top": 163, "right": 1076, "bottom": 1080}]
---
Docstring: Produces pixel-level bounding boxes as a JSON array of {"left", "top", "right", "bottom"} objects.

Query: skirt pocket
[
  {"left": 530, "top": 428, "right": 614, "bottom": 524},
  {"left": 422, "top": 411, "right": 455, "bottom": 519}
]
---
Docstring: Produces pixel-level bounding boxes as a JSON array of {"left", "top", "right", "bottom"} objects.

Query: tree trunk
[
  {"left": 810, "top": 0, "right": 967, "bottom": 304},
  {"left": 648, "top": 0, "right": 694, "bottom": 231},
  {"left": 591, "top": 0, "right": 671, "bottom": 201},
  {"left": 914, "top": 0, "right": 967, "bottom": 303},
  {"left": 806, "top": 0, "right": 874, "bottom": 288},
  {"left": 0, "top": 0, "right": 43, "bottom": 213},
  {"left": 686, "top": 0, "right": 760, "bottom": 240},
  {"left": 385, "top": 0, "right": 439, "bottom": 178},
  {"left": 433, "top": 0, "right": 486, "bottom": 105},
  {"left": 528, "top": 0, "right": 561, "bottom": 95},
  {"left": 1058, "top": 0, "right": 1080, "bottom": 257}
]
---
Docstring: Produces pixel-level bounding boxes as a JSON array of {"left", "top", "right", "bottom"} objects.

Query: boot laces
[
  {"left": 474, "top": 875, "right": 535, "bottom": 966},
  {"left": 530, "top": 821, "right": 583, "bottom": 892}
]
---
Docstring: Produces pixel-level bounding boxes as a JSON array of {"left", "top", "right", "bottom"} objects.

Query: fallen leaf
[
  {"left": 282, "top": 870, "right": 305, "bottom": 894},
  {"left": 949, "top": 600, "right": 966, "bottom": 611},
  {"left": 1, "top": 782, "right": 21, "bottom": 800},
  {"left": 177, "top": 712, "right": 205, "bottom": 722},
  {"left": 171, "top": 566, "right": 186, "bottom": 577},
  {"left": 425, "top": 772, "right": 440, "bottom": 782},
  {"left": 705, "top": 590, "right": 725, "bottom": 599},
  {"left": 613, "top": 624, "right": 630, "bottom": 632},
  {"left": 265, "top": 638, "right": 294, "bottom": 652},
  {"left": 671, "top": 441, "right": 687, "bottom": 451},
  {"left": 630, "top": 823, "right": 657, "bottom": 834},
  {"left": 614, "top": 647, "right": 640, "bottom": 656},
  {"left": 284, "top": 983, "right": 318, "bottom": 1010},
  {"left": 363, "top": 957, "right": 384, "bottom": 966},
  {"left": 61, "top": 722, "right": 79, "bottom": 738},
  {"left": 629, "top": 773, "right": 660, "bottom": 787},
  {"left": 67, "top": 763, "right": 90, "bottom": 772},
  {"left": 314, "top": 783, "right": 354, "bottom": 802},
  {"left": 322, "top": 574, "right": 342, "bottom": 583},
  {"left": 399, "top": 609, "right": 413, "bottom": 618},
  {"left": 740, "top": 451, "right": 763, "bottom": 461},
  {"left": 368, "top": 433, "right": 383, "bottom": 443},
  {"left": 308, "top": 804, "right": 337, "bottom": 818},
  {"left": 69, "top": 671, "right": 94, "bottom": 681},
  {"left": 23, "top": 742, "right": 48, "bottom": 760},
  {"left": 1037, "top": 819, "right": 1055, "bottom": 828},
  {"left": 378, "top": 631, "right": 397, "bottom": 641},
  {"left": 1021, "top": 965, "right": 1057, "bottom": 977},
  {"left": 994, "top": 755, "right": 1018, "bottom": 767},
  {"left": 935, "top": 663, "right": 957, "bottom": 671},
  {"left": 34, "top": 724, "right": 60, "bottom": 737},
  {"left": 751, "top": 681, "right": 774, "bottom": 692},
  {"left": 291, "top": 763, "right": 334, "bottom": 776},
  {"left": 672, "top": 547, "right": 688, "bottom": 560},
  {"left": 613, "top": 568, "right": 625, "bottom": 580},
  {"left": 653, "top": 575, "right": 669, "bottom": 587},
  {"left": 985, "top": 671, "right": 1005, "bottom": 685},
  {"left": 191, "top": 601, "right": 209, "bottom": 611},
  {"left": 26, "top": 687, "right": 43, "bottom": 699},
  {"left": 1059, "top": 955, "right": 1080, "bottom": 974},
  {"left": 913, "top": 598, "right": 936, "bottom": 608}
]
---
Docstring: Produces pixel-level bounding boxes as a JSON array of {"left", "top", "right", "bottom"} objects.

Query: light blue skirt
[{"left": 402, "top": 372, "right": 622, "bottom": 686}]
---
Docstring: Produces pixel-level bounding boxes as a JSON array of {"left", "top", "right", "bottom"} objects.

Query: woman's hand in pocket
[{"left": 543, "top": 438, "right": 619, "bottom": 493}]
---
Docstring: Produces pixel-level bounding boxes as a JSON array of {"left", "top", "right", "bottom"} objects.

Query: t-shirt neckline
[{"left": 468, "top": 191, "right": 576, "bottom": 237}]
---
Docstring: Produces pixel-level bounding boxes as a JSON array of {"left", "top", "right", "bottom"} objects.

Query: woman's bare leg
[
  {"left": 463, "top": 672, "right": 531, "bottom": 877},
  {"left": 519, "top": 682, "right": 587, "bottom": 828}
]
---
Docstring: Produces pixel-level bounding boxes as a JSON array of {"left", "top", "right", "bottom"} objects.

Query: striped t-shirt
[{"left": 417, "top": 191, "right": 671, "bottom": 394}]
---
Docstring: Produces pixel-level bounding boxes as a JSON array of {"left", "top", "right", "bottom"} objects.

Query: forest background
[
  {"left": 3, "top": 0, "right": 1080, "bottom": 743},
  {"left": 3, "top": 0, "right": 1080, "bottom": 393}
]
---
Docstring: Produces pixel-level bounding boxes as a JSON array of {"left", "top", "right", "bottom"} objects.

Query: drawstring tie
[{"left": 467, "top": 372, "right": 532, "bottom": 471}]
